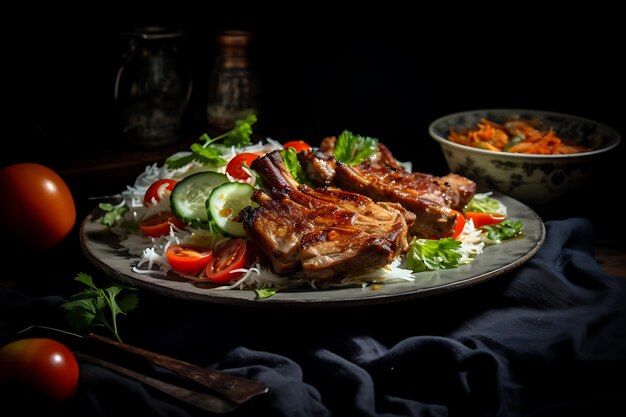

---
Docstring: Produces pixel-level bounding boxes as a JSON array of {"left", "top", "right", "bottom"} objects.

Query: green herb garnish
[
  {"left": 61, "top": 273, "right": 139, "bottom": 342},
  {"left": 280, "top": 147, "right": 310, "bottom": 185},
  {"left": 255, "top": 288, "right": 279, "bottom": 299},
  {"left": 481, "top": 219, "right": 523, "bottom": 243},
  {"left": 166, "top": 114, "right": 257, "bottom": 169},
  {"left": 334, "top": 130, "right": 378, "bottom": 165},
  {"left": 99, "top": 203, "right": 129, "bottom": 227},
  {"left": 405, "top": 238, "right": 464, "bottom": 272}
]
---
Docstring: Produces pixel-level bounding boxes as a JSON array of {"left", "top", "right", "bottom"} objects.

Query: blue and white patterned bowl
[{"left": 428, "top": 109, "right": 621, "bottom": 205}]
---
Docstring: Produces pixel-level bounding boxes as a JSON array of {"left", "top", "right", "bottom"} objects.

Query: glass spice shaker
[
  {"left": 114, "top": 27, "right": 192, "bottom": 148},
  {"left": 207, "top": 30, "right": 260, "bottom": 130}
]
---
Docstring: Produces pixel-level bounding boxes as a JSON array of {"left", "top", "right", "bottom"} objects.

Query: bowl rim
[{"left": 428, "top": 108, "right": 622, "bottom": 159}]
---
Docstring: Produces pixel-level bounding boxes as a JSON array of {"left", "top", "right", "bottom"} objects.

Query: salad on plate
[{"left": 100, "top": 115, "right": 523, "bottom": 299}]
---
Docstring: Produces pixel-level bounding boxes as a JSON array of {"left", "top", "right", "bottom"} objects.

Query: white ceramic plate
[{"left": 80, "top": 192, "right": 545, "bottom": 307}]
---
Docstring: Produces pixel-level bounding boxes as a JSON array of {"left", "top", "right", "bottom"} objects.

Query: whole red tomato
[
  {"left": 0, "top": 338, "right": 79, "bottom": 402},
  {"left": 0, "top": 163, "right": 76, "bottom": 250}
]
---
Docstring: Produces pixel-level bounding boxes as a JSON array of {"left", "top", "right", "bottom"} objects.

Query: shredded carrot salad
[{"left": 448, "top": 118, "right": 592, "bottom": 154}]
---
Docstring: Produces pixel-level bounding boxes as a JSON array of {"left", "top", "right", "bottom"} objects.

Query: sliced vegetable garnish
[
  {"left": 207, "top": 182, "right": 255, "bottom": 237},
  {"left": 170, "top": 171, "right": 229, "bottom": 227},
  {"left": 452, "top": 210, "right": 465, "bottom": 240},
  {"left": 166, "top": 244, "right": 213, "bottom": 275},
  {"left": 282, "top": 140, "right": 311, "bottom": 152},
  {"left": 466, "top": 212, "right": 506, "bottom": 228},
  {"left": 143, "top": 179, "right": 177, "bottom": 206},
  {"left": 205, "top": 239, "right": 248, "bottom": 283},
  {"left": 466, "top": 193, "right": 507, "bottom": 215},
  {"left": 139, "top": 211, "right": 186, "bottom": 237},
  {"left": 226, "top": 152, "right": 259, "bottom": 180}
]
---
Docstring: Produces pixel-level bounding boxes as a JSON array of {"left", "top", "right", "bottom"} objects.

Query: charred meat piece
[
  {"left": 299, "top": 150, "right": 476, "bottom": 238},
  {"left": 334, "top": 162, "right": 475, "bottom": 238},
  {"left": 239, "top": 151, "right": 414, "bottom": 280}
]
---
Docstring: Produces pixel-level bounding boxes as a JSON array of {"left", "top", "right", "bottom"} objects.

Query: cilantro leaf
[
  {"left": 482, "top": 219, "right": 523, "bottom": 243},
  {"left": 164, "top": 153, "right": 196, "bottom": 169},
  {"left": 224, "top": 113, "right": 256, "bottom": 147},
  {"left": 61, "top": 292, "right": 105, "bottom": 332},
  {"left": 255, "top": 288, "right": 279, "bottom": 299},
  {"left": 405, "top": 238, "right": 463, "bottom": 272},
  {"left": 166, "top": 114, "right": 257, "bottom": 169},
  {"left": 99, "top": 203, "right": 129, "bottom": 228},
  {"left": 334, "top": 130, "right": 379, "bottom": 165},
  {"left": 61, "top": 273, "right": 139, "bottom": 342}
]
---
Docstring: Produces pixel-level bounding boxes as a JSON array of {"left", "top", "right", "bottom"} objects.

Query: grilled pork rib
[
  {"left": 299, "top": 148, "right": 476, "bottom": 238},
  {"left": 239, "top": 151, "right": 414, "bottom": 280}
]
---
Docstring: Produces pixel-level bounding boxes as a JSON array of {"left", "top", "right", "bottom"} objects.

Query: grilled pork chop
[
  {"left": 239, "top": 151, "right": 414, "bottom": 280},
  {"left": 299, "top": 149, "right": 476, "bottom": 238}
]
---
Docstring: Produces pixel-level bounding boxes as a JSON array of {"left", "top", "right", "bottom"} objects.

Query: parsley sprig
[
  {"left": 405, "top": 238, "right": 464, "bottom": 272},
  {"left": 61, "top": 273, "right": 139, "bottom": 343},
  {"left": 334, "top": 130, "right": 379, "bottom": 166},
  {"left": 166, "top": 114, "right": 257, "bottom": 169}
]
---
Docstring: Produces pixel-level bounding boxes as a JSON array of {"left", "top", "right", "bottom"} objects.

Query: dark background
[
  {"left": 7, "top": 6, "right": 624, "bottom": 166},
  {"left": 4, "top": 6, "right": 624, "bottom": 237}
]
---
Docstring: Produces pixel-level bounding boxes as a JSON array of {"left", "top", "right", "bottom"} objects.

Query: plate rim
[{"left": 80, "top": 192, "right": 545, "bottom": 308}]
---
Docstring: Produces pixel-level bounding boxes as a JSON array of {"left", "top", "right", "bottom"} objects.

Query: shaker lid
[{"left": 216, "top": 30, "right": 253, "bottom": 47}]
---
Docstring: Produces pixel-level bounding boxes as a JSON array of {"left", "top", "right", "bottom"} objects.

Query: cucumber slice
[
  {"left": 207, "top": 182, "right": 255, "bottom": 237},
  {"left": 170, "top": 171, "right": 228, "bottom": 227}
]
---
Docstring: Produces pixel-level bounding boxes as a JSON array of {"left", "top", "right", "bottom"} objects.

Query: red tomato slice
[
  {"left": 166, "top": 244, "right": 213, "bottom": 274},
  {"left": 143, "top": 179, "right": 177, "bottom": 206},
  {"left": 205, "top": 238, "right": 248, "bottom": 283},
  {"left": 465, "top": 212, "right": 506, "bottom": 228},
  {"left": 439, "top": 210, "right": 466, "bottom": 240},
  {"left": 451, "top": 210, "right": 466, "bottom": 240},
  {"left": 226, "top": 153, "right": 259, "bottom": 180},
  {"left": 139, "top": 211, "right": 186, "bottom": 237},
  {"left": 282, "top": 140, "right": 311, "bottom": 152}
]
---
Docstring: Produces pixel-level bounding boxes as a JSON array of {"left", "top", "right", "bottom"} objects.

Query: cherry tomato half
[
  {"left": 0, "top": 338, "right": 79, "bottom": 403},
  {"left": 205, "top": 238, "right": 248, "bottom": 283},
  {"left": 143, "top": 179, "right": 177, "bottom": 206},
  {"left": 465, "top": 212, "right": 506, "bottom": 228},
  {"left": 139, "top": 211, "right": 187, "bottom": 237},
  {"left": 226, "top": 153, "right": 259, "bottom": 180},
  {"left": 0, "top": 163, "right": 76, "bottom": 250},
  {"left": 166, "top": 244, "right": 213, "bottom": 274},
  {"left": 282, "top": 140, "right": 311, "bottom": 152}
]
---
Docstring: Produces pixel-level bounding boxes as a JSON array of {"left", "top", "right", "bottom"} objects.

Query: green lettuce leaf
[{"left": 405, "top": 238, "right": 463, "bottom": 272}]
